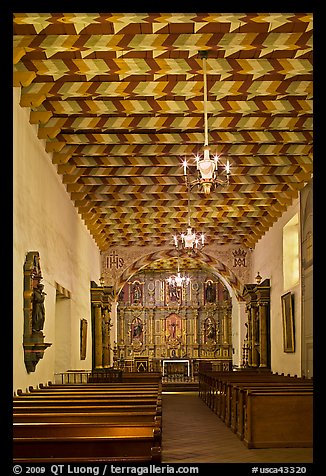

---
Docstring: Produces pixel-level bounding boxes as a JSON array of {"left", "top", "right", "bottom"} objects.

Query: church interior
[{"left": 12, "top": 12, "right": 313, "bottom": 465}]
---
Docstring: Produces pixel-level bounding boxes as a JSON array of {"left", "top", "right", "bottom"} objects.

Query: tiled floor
[{"left": 161, "top": 391, "right": 313, "bottom": 464}]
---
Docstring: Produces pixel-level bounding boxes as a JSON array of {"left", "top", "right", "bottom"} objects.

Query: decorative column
[
  {"left": 148, "top": 308, "right": 154, "bottom": 346},
  {"left": 193, "top": 308, "right": 199, "bottom": 345},
  {"left": 94, "top": 304, "right": 103, "bottom": 369},
  {"left": 256, "top": 280, "right": 270, "bottom": 369},
  {"left": 246, "top": 305, "right": 252, "bottom": 367},
  {"left": 148, "top": 308, "right": 155, "bottom": 370},
  {"left": 243, "top": 279, "right": 270, "bottom": 370},
  {"left": 250, "top": 303, "right": 259, "bottom": 367},
  {"left": 222, "top": 303, "right": 231, "bottom": 344},
  {"left": 243, "top": 284, "right": 258, "bottom": 368},
  {"left": 90, "top": 281, "right": 114, "bottom": 371},
  {"left": 102, "top": 307, "right": 112, "bottom": 368}
]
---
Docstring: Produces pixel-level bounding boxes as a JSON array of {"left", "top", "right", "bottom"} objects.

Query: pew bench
[
  {"left": 13, "top": 423, "right": 161, "bottom": 463},
  {"left": 13, "top": 411, "right": 161, "bottom": 425},
  {"left": 38, "top": 382, "right": 162, "bottom": 391},
  {"left": 199, "top": 370, "right": 313, "bottom": 449},
  {"left": 13, "top": 403, "right": 162, "bottom": 415},
  {"left": 242, "top": 389, "right": 313, "bottom": 448},
  {"left": 229, "top": 382, "right": 313, "bottom": 434}
]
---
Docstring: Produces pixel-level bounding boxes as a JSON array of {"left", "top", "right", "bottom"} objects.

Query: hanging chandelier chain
[
  {"left": 203, "top": 55, "right": 209, "bottom": 147},
  {"left": 187, "top": 181, "right": 191, "bottom": 228}
]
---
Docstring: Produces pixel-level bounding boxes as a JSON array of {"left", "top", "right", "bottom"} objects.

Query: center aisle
[{"left": 161, "top": 391, "right": 313, "bottom": 464}]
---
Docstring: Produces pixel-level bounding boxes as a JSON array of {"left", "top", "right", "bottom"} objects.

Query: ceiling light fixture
[
  {"left": 172, "top": 182, "right": 205, "bottom": 254},
  {"left": 183, "top": 50, "right": 231, "bottom": 196},
  {"left": 166, "top": 256, "right": 191, "bottom": 289}
]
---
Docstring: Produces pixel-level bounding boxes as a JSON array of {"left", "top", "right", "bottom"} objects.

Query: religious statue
[
  {"left": 205, "top": 280, "right": 216, "bottom": 303},
  {"left": 132, "top": 318, "right": 143, "bottom": 338},
  {"left": 132, "top": 282, "right": 142, "bottom": 303},
  {"left": 32, "top": 283, "right": 46, "bottom": 332},
  {"left": 206, "top": 317, "right": 216, "bottom": 340},
  {"left": 169, "top": 283, "right": 179, "bottom": 301}
]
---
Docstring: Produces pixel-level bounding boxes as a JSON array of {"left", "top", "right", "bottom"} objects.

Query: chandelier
[
  {"left": 183, "top": 50, "right": 231, "bottom": 196},
  {"left": 166, "top": 256, "right": 190, "bottom": 289},
  {"left": 172, "top": 182, "right": 205, "bottom": 254}
]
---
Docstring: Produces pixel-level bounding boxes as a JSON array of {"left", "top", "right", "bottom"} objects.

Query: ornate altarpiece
[{"left": 116, "top": 270, "right": 232, "bottom": 373}]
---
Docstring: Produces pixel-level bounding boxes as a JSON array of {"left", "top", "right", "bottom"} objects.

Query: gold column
[
  {"left": 148, "top": 308, "right": 154, "bottom": 345},
  {"left": 193, "top": 308, "right": 199, "bottom": 344},
  {"left": 250, "top": 303, "right": 259, "bottom": 368},
  {"left": 147, "top": 308, "right": 155, "bottom": 371},
  {"left": 222, "top": 304, "right": 231, "bottom": 344},
  {"left": 102, "top": 307, "right": 110, "bottom": 368},
  {"left": 246, "top": 305, "right": 252, "bottom": 367},
  {"left": 94, "top": 304, "right": 103, "bottom": 369},
  {"left": 259, "top": 302, "right": 269, "bottom": 368},
  {"left": 119, "top": 307, "right": 125, "bottom": 346}
]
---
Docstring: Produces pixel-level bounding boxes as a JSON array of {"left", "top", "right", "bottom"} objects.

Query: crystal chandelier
[
  {"left": 183, "top": 51, "right": 231, "bottom": 196},
  {"left": 166, "top": 256, "right": 190, "bottom": 288},
  {"left": 172, "top": 182, "right": 205, "bottom": 253}
]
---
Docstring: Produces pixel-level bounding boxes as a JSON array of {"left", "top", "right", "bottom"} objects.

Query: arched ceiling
[{"left": 13, "top": 12, "right": 313, "bottom": 252}]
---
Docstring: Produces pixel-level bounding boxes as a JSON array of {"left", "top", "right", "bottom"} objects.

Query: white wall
[
  {"left": 252, "top": 199, "right": 302, "bottom": 376},
  {"left": 13, "top": 88, "right": 101, "bottom": 393}
]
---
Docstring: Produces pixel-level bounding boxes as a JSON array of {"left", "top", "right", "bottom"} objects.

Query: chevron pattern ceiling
[{"left": 13, "top": 12, "right": 313, "bottom": 251}]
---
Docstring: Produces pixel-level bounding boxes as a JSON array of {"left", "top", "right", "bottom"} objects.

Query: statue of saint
[
  {"left": 206, "top": 318, "right": 216, "bottom": 339},
  {"left": 132, "top": 282, "right": 142, "bottom": 302},
  {"left": 32, "top": 283, "right": 46, "bottom": 332},
  {"left": 133, "top": 319, "right": 143, "bottom": 338},
  {"left": 205, "top": 281, "right": 216, "bottom": 303}
]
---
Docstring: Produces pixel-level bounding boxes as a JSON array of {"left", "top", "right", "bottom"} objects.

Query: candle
[{"left": 183, "top": 160, "right": 187, "bottom": 176}]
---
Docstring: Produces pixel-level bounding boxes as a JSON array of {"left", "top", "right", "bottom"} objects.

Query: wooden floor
[{"left": 161, "top": 391, "right": 313, "bottom": 464}]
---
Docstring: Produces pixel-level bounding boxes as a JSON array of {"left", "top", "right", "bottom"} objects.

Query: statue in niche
[
  {"left": 132, "top": 281, "right": 142, "bottom": 303},
  {"left": 205, "top": 317, "right": 216, "bottom": 341},
  {"left": 132, "top": 318, "right": 143, "bottom": 338},
  {"left": 32, "top": 283, "right": 46, "bottom": 333},
  {"left": 170, "top": 321, "right": 177, "bottom": 338},
  {"left": 169, "top": 283, "right": 180, "bottom": 301},
  {"left": 166, "top": 314, "right": 181, "bottom": 342},
  {"left": 205, "top": 280, "right": 216, "bottom": 303}
]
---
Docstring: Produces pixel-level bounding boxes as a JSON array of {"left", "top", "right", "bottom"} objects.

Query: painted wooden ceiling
[{"left": 13, "top": 12, "right": 313, "bottom": 252}]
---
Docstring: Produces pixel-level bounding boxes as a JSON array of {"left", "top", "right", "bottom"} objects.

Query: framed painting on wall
[
  {"left": 80, "top": 318, "right": 88, "bottom": 360},
  {"left": 281, "top": 292, "right": 295, "bottom": 352}
]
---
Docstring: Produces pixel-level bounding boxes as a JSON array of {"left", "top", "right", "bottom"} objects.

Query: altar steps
[{"left": 162, "top": 382, "right": 199, "bottom": 392}]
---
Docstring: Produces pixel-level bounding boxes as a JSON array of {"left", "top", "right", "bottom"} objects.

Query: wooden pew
[
  {"left": 41, "top": 382, "right": 161, "bottom": 391},
  {"left": 13, "top": 403, "right": 161, "bottom": 415},
  {"left": 242, "top": 389, "right": 313, "bottom": 448},
  {"left": 13, "top": 410, "right": 161, "bottom": 425},
  {"left": 16, "top": 390, "right": 160, "bottom": 398},
  {"left": 13, "top": 380, "right": 163, "bottom": 462},
  {"left": 223, "top": 376, "right": 311, "bottom": 425},
  {"left": 13, "top": 423, "right": 161, "bottom": 463},
  {"left": 230, "top": 381, "right": 313, "bottom": 435},
  {"left": 14, "top": 384, "right": 163, "bottom": 424},
  {"left": 13, "top": 393, "right": 161, "bottom": 405},
  {"left": 198, "top": 370, "right": 313, "bottom": 448}
]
